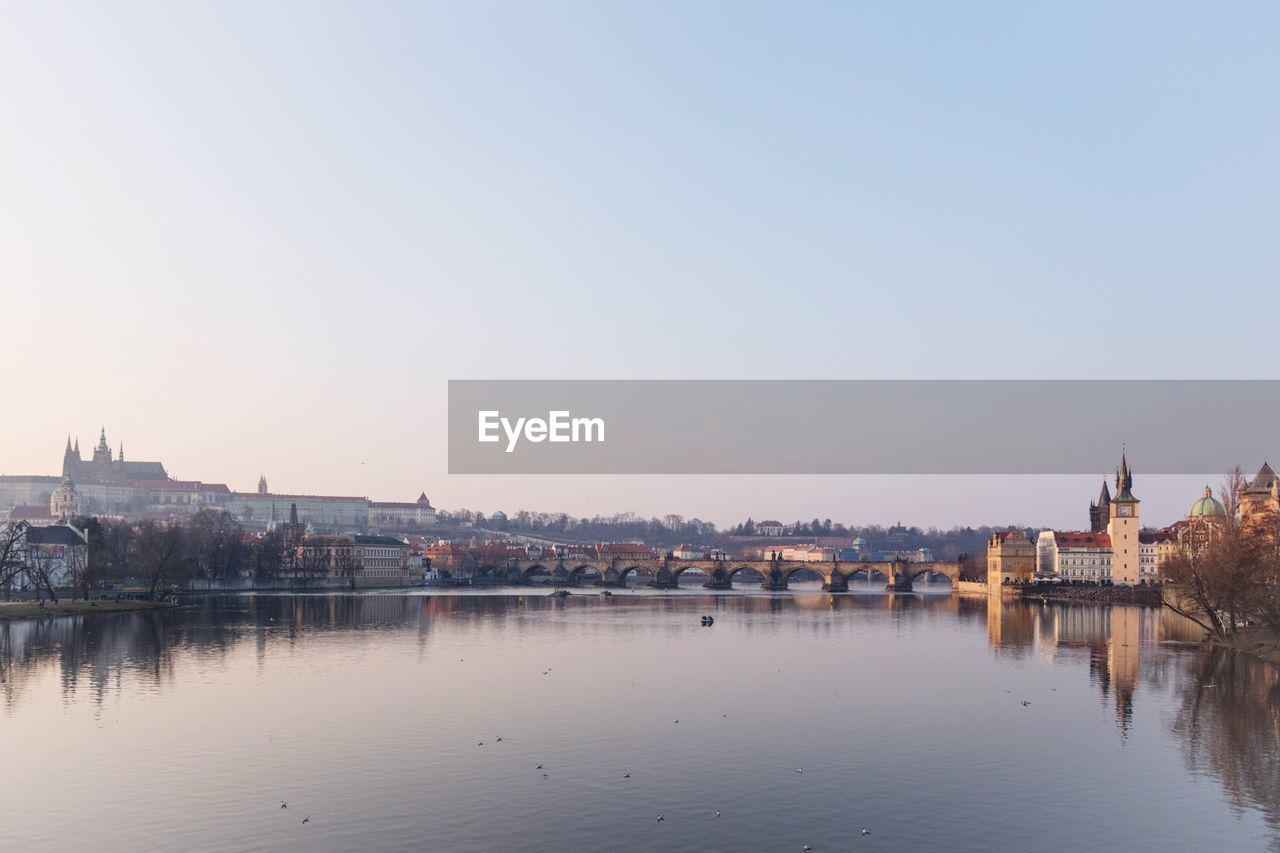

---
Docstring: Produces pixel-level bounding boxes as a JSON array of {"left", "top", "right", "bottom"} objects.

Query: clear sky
[{"left": 2, "top": 2, "right": 1277, "bottom": 529}]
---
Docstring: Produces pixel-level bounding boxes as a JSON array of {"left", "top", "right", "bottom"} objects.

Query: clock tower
[{"left": 1107, "top": 452, "right": 1140, "bottom": 585}]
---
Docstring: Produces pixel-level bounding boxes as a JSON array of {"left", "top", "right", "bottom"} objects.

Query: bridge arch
[
  {"left": 779, "top": 564, "right": 828, "bottom": 585},
  {"left": 520, "top": 563, "right": 553, "bottom": 581},
  {"left": 668, "top": 563, "right": 709, "bottom": 585},
  {"left": 617, "top": 565, "right": 658, "bottom": 586},
  {"left": 846, "top": 566, "right": 887, "bottom": 583},
  {"left": 724, "top": 565, "right": 765, "bottom": 585},
  {"left": 568, "top": 564, "right": 602, "bottom": 584}
]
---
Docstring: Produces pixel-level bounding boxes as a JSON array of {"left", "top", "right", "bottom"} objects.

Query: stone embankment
[{"left": 1018, "top": 584, "right": 1163, "bottom": 607}]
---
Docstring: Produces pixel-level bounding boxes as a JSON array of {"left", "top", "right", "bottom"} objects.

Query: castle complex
[{"left": 0, "top": 429, "right": 435, "bottom": 532}]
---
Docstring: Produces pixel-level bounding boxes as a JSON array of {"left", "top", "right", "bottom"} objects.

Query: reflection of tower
[
  {"left": 986, "top": 600, "right": 1035, "bottom": 652},
  {"left": 1108, "top": 606, "right": 1141, "bottom": 732}
]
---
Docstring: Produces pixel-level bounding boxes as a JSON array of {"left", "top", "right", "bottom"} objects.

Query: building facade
[
  {"left": 987, "top": 530, "right": 1036, "bottom": 584},
  {"left": 369, "top": 494, "right": 437, "bottom": 528}
]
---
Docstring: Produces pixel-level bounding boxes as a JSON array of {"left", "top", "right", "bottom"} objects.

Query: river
[{"left": 2, "top": 588, "right": 1277, "bottom": 851}]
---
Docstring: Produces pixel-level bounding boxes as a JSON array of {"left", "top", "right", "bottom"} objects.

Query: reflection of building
[
  {"left": 985, "top": 600, "right": 1035, "bottom": 651},
  {"left": 1106, "top": 606, "right": 1141, "bottom": 732}
]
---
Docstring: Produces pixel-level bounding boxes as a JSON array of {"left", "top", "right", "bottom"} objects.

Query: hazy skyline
[{"left": 3, "top": 3, "right": 1277, "bottom": 529}]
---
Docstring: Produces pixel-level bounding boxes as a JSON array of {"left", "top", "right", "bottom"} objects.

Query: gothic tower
[
  {"left": 62, "top": 436, "right": 77, "bottom": 478},
  {"left": 1089, "top": 479, "right": 1111, "bottom": 533},
  {"left": 92, "top": 427, "right": 112, "bottom": 467},
  {"left": 1107, "top": 452, "right": 1140, "bottom": 585}
]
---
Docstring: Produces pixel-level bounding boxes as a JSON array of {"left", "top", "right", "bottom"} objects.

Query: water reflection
[
  {"left": 1, "top": 592, "right": 1278, "bottom": 851},
  {"left": 1173, "top": 647, "right": 1280, "bottom": 844}
]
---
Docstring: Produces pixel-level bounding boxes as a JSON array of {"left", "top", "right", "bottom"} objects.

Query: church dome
[{"left": 1189, "top": 486, "right": 1226, "bottom": 518}]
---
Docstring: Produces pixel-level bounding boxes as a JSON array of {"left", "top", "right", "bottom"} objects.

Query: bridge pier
[
  {"left": 823, "top": 573, "right": 849, "bottom": 593},
  {"left": 886, "top": 559, "right": 914, "bottom": 592}
]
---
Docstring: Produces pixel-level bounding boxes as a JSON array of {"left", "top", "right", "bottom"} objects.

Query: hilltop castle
[{"left": 62, "top": 428, "right": 167, "bottom": 485}]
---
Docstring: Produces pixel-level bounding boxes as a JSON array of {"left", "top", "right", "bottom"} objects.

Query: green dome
[{"left": 1189, "top": 486, "right": 1226, "bottom": 518}]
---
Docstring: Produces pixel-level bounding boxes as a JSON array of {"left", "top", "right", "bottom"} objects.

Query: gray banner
[{"left": 447, "top": 380, "right": 1277, "bottom": 475}]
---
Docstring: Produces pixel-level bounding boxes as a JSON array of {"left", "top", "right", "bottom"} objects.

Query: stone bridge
[{"left": 484, "top": 558, "right": 964, "bottom": 592}]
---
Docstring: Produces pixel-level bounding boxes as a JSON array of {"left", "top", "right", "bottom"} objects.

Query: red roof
[
  {"left": 596, "top": 543, "right": 656, "bottom": 557},
  {"left": 135, "top": 480, "right": 231, "bottom": 494},
  {"left": 232, "top": 492, "right": 367, "bottom": 502},
  {"left": 8, "top": 505, "right": 52, "bottom": 519},
  {"left": 1053, "top": 532, "right": 1111, "bottom": 548}
]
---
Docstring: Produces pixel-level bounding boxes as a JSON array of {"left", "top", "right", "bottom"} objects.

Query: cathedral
[{"left": 62, "top": 428, "right": 168, "bottom": 485}]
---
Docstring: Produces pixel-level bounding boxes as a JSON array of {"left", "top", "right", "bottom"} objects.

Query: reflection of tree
[{"left": 1171, "top": 648, "right": 1280, "bottom": 847}]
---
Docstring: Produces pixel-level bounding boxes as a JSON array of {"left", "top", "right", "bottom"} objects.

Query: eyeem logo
[{"left": 478, "top": 410, "right": 605, "bottom": 453}]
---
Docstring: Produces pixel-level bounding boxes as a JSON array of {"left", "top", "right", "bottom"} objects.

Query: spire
[
  {"left": 73, "top": 437, "right": 79, "bottom": 455},
  {"left": 1113, "top": 450, "right": 1138, "bottom": 502},
  {"left": 257, "top": 475, "right": 268, "bottom": 495},
  {"left": 65, "top": 435, "right": 72, "bottom": 453},
  {"left": 118, "top": 442, "right": 124, "bottom": 462},
  {"left": 1098, "top": 479, "right": 1111, "bottom": 506}
]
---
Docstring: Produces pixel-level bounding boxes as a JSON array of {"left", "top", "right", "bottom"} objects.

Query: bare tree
[
  {"left": 131, "top": 520, "right": 190, "bottom": 601},
  {"left": 0, "top": 522, "right": 28, "bottom": 601},
  {"left": 187, "top": 509, "right": 247, "bottom": 581},
  {"left": 23, "top": 546, "right": 61, "bottom": 604},
  {"left": 1163, "top": 468, "right": 1278, "bottom": 638}
]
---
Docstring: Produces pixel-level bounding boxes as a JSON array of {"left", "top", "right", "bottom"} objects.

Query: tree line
[
  {"left": 1163, "top": 468, "right": 1280, "bottom": 640},
  {"left": 2, "top": 510, "right": 297, "bottom": 602}
]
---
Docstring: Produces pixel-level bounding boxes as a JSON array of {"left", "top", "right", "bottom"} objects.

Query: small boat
[
  {"left": 549, "top": 589, "right": 572, "bottom": 599},
  {"left": 599, "top": 590, "right": 613, "bottom": 597},
  {"left": 700, "top": 615, "right": 715, "bottom": 626}
]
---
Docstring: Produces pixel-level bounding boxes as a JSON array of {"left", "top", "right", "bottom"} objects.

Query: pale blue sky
[{"left": 2, "top": 2, "right": 1277, "bottom": 528}]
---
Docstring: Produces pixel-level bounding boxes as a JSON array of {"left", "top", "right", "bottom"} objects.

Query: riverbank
[
  {"left": 0, "top": 600, "right": 170, "bottom": 621},
  {"left": 1020, "top": 584, "right": 1163, "bottom": 606},
  {"left": 1218, "top": 626, "right": 1280, "bottom": 669}
]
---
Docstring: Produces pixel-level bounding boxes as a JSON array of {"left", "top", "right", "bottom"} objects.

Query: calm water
[{"left": 3, "top": 587, "right": 1278, "bottom": 852}]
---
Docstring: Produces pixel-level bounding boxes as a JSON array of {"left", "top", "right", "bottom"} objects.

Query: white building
[
  {"left": 2, "top": 521, "right": 90, "bottom": 590},
  {"left": 757, "top": 520, "right": 785, "bottom": 536},
  {"left": 369, "top": 493, "right": 437, "bottom": 528},
  {"left": 353, "top": 535, "right": 411, "bottom": 582},
  {"left": 1050, "top": 531, "right": 1112, "bottom": 583},
  {"left": 227, "top": 492, "right": 370, "bottom": 530}
]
